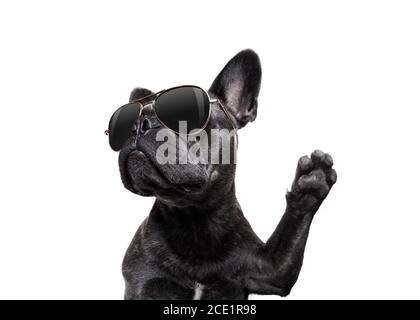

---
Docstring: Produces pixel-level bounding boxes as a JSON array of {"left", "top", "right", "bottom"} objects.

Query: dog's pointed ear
[
  {"left": 209, "top": 49, "right": 261, "bottom": 129},
  {"left": 129, "top": 87, "right": 154, "bottom": 102}
]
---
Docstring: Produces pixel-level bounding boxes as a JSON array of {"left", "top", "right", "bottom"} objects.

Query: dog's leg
[{"left": 245, "top": 150, "right": 337, "bottom": 297}]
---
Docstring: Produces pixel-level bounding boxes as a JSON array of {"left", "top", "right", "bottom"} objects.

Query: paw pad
[{"left": 291, "top": 150, "right": 337, "bottom": 202}]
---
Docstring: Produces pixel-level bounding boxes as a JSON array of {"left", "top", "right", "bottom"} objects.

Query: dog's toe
[
  {"left": 323, "top": 153, "right": 334, "bottom": 168},
  {"left": 327, "top": 168, "right": 337, "bottom": 186},
  {"left": 297, "top": 155, "right": 314, "bottom": 174},
  {"left": 310, "top": 150, "right": 325, "bottom": 165}
]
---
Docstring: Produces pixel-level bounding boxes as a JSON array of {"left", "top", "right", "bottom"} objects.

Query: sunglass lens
[
  {"left": 108, "top": 103, "right": 141, "bottom": 151},
  {"left": 154, "top": 86, "right": 210, "bottom": 133}
]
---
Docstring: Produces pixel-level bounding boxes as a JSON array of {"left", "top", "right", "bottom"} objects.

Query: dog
[{"left": 116, "top": 49, "right": 337, "bottom": 299}]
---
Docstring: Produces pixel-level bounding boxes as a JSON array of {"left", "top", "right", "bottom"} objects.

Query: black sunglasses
[{"left": 105, "top": 85, "right": 236, "bottom": 151}]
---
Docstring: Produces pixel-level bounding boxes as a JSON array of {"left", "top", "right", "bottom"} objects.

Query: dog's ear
[
  {"left": 209, "top": 49, "right": 261, "bottom": 129},
  {"left": 129, "top": 87, "right": 154, "bottom": 102}
]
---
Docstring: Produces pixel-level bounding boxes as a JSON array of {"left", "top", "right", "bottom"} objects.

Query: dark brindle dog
[{"left": 114, "top": 49, "right": 337, "bottom": 299}]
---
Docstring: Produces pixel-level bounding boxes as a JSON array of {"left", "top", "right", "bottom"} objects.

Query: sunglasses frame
[{"left": 105, "top": 85, "right": 237, "bottom": 150}]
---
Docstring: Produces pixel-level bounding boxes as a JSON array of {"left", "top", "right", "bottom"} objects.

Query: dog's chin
[{"left": 124, "top": 150, "right": 208, "bottom": 201}]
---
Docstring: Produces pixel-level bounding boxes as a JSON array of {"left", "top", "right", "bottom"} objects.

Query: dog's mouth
[{"left": 124, "top": 148, "right": 208, "bottom": 197}]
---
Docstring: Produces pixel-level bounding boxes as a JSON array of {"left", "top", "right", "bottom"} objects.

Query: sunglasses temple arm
[
  {"left": 211, "top": 99, "right": 238, "bottom": 130},
  {"left": 134, "top": 103, "right": 144, "bottom": 146}
]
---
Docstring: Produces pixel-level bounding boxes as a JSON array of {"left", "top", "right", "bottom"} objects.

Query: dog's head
[{"left": 118, "top": 49, "right": 261, "bottom": 207}]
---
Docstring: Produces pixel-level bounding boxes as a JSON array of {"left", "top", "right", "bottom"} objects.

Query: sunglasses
[{"left": 105, "top": 85, "right": 236, "bottom": 151}]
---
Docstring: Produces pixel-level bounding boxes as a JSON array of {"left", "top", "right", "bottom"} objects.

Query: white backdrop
[{"left": 1, "top": 0, "right": 419, "bottom": 299}]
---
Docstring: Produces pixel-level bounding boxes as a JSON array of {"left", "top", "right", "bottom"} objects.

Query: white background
[{"left": 0, "top": 0, "right": 419, "bottom": 299}]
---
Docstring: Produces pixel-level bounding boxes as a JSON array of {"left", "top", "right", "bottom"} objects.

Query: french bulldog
[{"left": 117, "top": 49, "right": 337, "bottom": 299}]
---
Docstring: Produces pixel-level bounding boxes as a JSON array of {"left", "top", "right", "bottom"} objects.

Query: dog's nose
[{"left": 139, "top": 117, "right": 152, "bottom": 134}]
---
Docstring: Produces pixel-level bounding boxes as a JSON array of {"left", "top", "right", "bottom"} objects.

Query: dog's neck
[
  {"left": 152, "top": 188, "right": 238, "bottom": 220},
  {"left": 147, "top": 186, "right": 242, "bottom": 260}
]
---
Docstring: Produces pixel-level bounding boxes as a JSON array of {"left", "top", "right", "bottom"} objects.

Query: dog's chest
[{"left": 192, "top": 283, "right": 205, "bottom": 300}]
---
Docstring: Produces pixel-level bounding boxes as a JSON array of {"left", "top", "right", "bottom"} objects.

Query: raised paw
[{"left": 287, "top": 150, "right": 337, "bottom": 213}]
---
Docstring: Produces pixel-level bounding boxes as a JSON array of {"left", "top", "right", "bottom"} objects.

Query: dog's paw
[{"left": 287, "top": 150, "right": 337, "bottom": 214}]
